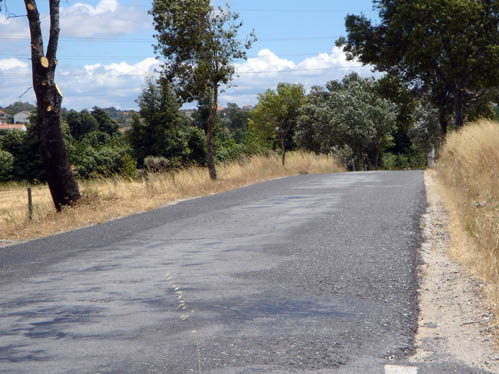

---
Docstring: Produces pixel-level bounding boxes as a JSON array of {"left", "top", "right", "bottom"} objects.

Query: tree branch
[
  {"left": 46, "top": 0, "right": 60, "bottom": 64},
  {"left": 24, "top": 0, "right": 44, "bottom": 61}
]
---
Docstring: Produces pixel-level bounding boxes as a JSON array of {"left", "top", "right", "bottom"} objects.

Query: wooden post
[
  {"left": 27, "top": 186, "right": 33, "bottom": 221},
  {"left": 427, "top": 144, "right": 436, "bottom": 168}
]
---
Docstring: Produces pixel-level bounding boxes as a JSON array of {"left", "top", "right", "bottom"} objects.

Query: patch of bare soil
[{"left": 410, "top": 171, "right": 499, "bottom": 372}]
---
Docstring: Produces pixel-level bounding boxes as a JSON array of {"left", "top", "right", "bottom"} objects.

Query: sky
[{"left": 0, "top": 0, "right": 380, "bottom": 111}]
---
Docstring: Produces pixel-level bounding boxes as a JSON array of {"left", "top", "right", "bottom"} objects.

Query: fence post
[
  {"left": 427, "top": 144, "right": 436, "bottom": 168},
  {"left": 27, "top": 185, "right": 33, "bottom": 221}
]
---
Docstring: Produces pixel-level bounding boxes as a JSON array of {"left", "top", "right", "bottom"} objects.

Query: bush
[
  {"left": 74, "top": 146, "right": 126, "bottom": 178},
  {"left": 118, "top": 153, "right": 137, "bottom": 179},
  {"left": 144, "top": 156, "right": 179, "bottom": 173},
  {"left": 382, "top": 153, "right": 410, "bottom": 170},
  {"left": 0, "top": 150, "right": 14, "bottom": 181}
]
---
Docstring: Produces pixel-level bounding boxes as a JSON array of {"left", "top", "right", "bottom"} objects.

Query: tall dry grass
[
  {"left": 0, "top": 151, "right": 344, "bottom": 242},
  {"left": 435, "top": 120, "right": 499, "bottom": 314}
]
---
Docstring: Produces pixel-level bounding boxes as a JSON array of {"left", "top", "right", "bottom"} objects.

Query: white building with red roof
[{"left": 0, "top": 123, "right": 27, "bottom": 132}]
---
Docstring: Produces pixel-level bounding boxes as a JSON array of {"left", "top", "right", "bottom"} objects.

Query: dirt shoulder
[{"left": 410, "top": 170, "right": 499, "bottom": 372}]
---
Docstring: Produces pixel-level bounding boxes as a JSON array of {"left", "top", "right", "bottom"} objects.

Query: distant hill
[{"left": 3, "top": 102, "right": 36, "bottom": 116}]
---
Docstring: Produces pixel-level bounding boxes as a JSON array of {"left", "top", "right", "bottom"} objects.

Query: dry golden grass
[
  {"left": 0, "top": 151, "right": 344, "bottom": 242},
  {"left": 434, "top": 119, "right": 499, "bottom": 329}
]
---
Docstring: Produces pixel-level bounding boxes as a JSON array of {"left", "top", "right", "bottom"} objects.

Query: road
[{"left": 0, "top": 171, "right": 493, "bottom": 373}]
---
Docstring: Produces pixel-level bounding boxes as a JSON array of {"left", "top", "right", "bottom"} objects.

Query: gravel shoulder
[{"left": 410, "top": 170, "right": 499, "bottom": 372}]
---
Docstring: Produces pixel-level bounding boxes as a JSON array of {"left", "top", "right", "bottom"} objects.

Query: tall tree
[
  {"left": 24, "top": 0, "right": 80, "bottom": 210},
  {"left": 150, "top": 0, "right": 255, "bottom": 180},
  {"left": 128, "top": 79, "right": 193, "bottom": 166},
  {"left": 91, "top": 107, "right": 119, "bottom": 136},
  {"left": 250, "top": 83, "right": 306, "bottom": 166},
  {"left": 295, "top": 74, "right": 397, "bottom": 171},
  {"left": 337, "top": 0, "right": 499, "bottom": 133},
  {"left": 65, "top": 110, "right": 99, "bottom": 141}
]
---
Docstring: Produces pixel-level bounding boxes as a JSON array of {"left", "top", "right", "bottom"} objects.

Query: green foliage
[
  {"left": 91, "top": 107, "right": 120, "bottom": 136},
  {"left": 144, "top": 156, "right": 179, "bottom": 172},
  {"left": 250, "top": 83, "right": 306, "bottom": 153},
  {"left": 65, "top": 110, "right": 99, "bottom": 141},
  {"left": 339, "top": 0, "right": 499, "bottom": 129},
  {"left": 221, "top": 103, "right": 251, "bottom": 136},
  {"left": 408, "top": 101, "right": 442, "bottom": 153},
  {"left": 118, "top": 153, "right": 137, "bottom": 179},
  {"left": 151, "top": 0, "right": 255, "bottom": 178},
  {"left": 0, "top": 149, "right": 14, "bottom": 181},
  {"left": 0, "top": 125, "right": 45, "bottom": 181},
  {"left": 128, "top": 79, "right": 195, "bottom": 166},
  {"left": 185, "top": 126, "right": 208, "bottom": 165},
  {"left": 296, "top": 73, "right": 397, "bottom": 170},
  {"left": 3, "top": 102, "right": 36, "bottom": 116},
  {"left": 150, "top": 0, "right": 255, "bottom": 103},
  {"left": 72, "top": 143, "right": 130, "bottom": 179},
  {"left": 382, "top": 153, "right": 409, "bottom": 170}
]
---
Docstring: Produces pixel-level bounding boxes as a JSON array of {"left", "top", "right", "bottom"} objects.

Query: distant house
[
  {"left": 242, "top": 105, "right": 253, "bottom": 111},
  {"left": 0, "top": 123, "right": 27, "bottom": 132},
  {"left": 13, "top": 111, "right": 32, "bottom": 124},
  {"left": 0, "top": 109, "right": 6, "bottom": 122},
  {"left": 122, "top": 111, "right": 136, "bottom": 118}
]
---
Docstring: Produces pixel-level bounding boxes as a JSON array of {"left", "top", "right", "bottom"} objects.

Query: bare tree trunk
[
  {"left": 25, "top": 0, "right": 81, "bottom": 211},
  {"left": 206, "top": 84, "right": 218, "bottom": 180},
  {"left": 281, "top": 134, "right": 286, "bottom": 166},
  {"left": 454, "top": 90, "right": 464, "bottom": 129},
  {"left": 439, "top": 107, "right": 448, "bottom": 136}
]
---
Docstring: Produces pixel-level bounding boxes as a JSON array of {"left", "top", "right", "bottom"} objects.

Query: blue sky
[{"left": 0, "top": 0, "right": 379, "bottom": 110}]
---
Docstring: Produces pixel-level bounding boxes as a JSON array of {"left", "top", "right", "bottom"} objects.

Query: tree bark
[
  {"left": 206, "top": 84, "right": 218, "bottom": 180},
  {"left": 439, "top": 107, "right": 448, "bottom": 136},
  {"left": 454, "top": 90, "right": 464, "bottom": 129},
  {"left": 25, "top": 0, "right": 81, "bottom": 211},
  {"left": 281, "top": 134, "right": 286, "bottom": 166}
]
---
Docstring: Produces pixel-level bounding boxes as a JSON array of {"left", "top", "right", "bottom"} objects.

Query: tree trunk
[
  {"left": 206, "top": 84, "right": 218, "bottom": 180},
  {"left": 25, "top": 0, "right": 81, "bottom": 211},
  {"left": 281, "top": 134, "right": 286, "bottom": 166},
  {"left": 454, "top": 90, "right": 464, "bottom": 129},
  {"left": 439, "top": 107, "right": 448, "bottom": 136}
]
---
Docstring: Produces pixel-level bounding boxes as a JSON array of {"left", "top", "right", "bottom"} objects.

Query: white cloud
[
  {"left": 0, "top": 59, "right": 33, "bottom": 107},
  {"left": 0, "top": 57, "right": 160, "bottom": 110},
  {"left": 224, "top": 47, "right": 376, "bottom": 106},
  {"left": 70, "top": 0, "right": 119, "bottom": 15},
  {"left": 0, "top": 48, "right": 377, "bottom": 111},
  {"left": 237, "top": 49, "right": 296, "bottom": 76},
  {"left": 57, "top": 58, "right": 161, "bottom": 109},
  {"left": 0, "top": 58, "right": 29, "bottom": 71},
  {"left": 0, "top": 14, "right": 30, "bottom": 52},
  {"left": 60, "top": 0, "right": 152, "bottom": 38},
  {"left": 296, "top": 46, "right": 363, "bottom": 72}
]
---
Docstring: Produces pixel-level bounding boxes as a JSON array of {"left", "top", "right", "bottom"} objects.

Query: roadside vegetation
[
  {"left": 434, "top": 120, "right": 499, "bottom": 332},
  {"left": 0, "top": 1, "right": 498, "bottom": 266},
  {"left": 0, "top": 152, "right": 343, "bottom": 242}
]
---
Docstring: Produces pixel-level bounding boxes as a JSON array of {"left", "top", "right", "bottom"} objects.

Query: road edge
[{"left": 409, "top": 170, "right": 499, "bottom": 372}]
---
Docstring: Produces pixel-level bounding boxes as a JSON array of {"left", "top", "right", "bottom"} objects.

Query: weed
[
  {"left": 435, "top": 120, "right": 499, "bottom": 339},
  {"left": 0, "top": 152, "right": 344, "bottom": 241}
]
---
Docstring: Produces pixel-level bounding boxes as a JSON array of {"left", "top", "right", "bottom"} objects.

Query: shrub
[
  {"left": 0, "top": 150, "right": 14, "bottom": 181},
  {"left": 144, "top": 156, "right": 179, "bottom": 173}
]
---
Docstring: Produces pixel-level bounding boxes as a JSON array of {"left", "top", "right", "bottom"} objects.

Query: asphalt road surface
[{"left": 0, "top": 171, "right": 493, "bottom": 373}]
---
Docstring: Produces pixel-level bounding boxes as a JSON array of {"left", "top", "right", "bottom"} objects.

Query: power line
[
  {"left": 128, "top": 3, "right": 366, "bottom": 13},
  {"left": 0, "top": 65, "right": 370, "bottom": 78},
  {"left": 0, "top": 52, "right": 331, "bottom": 60},
  {"left": 0, "top": 35, "right": 338, "bottom": 43}
]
